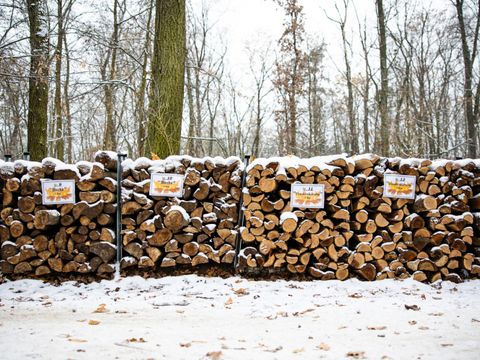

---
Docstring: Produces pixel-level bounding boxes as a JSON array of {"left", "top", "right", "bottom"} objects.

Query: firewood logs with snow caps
[
  {"left": 240, "top": 154, "right": 480, "bottom": 282},
  {"left": 119, "top": 156, "right": 243, "bottom": 272},
  {"left": 349, "top": 156, "right": 480, "bottom": 283},
  {"left": 0, "top": 152, "right": 118, "bottom": 277},
  {"left": 240, "top": 155, "right": 356, "bottom": 280}
]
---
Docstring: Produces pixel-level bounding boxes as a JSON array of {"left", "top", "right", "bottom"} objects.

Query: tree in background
[
  {"left": 146, "top": 0, "right": 186, "bottom": 158},
  {"left": 273, "top": 0, "right": 307, "bottom": 155},
  {"left": 454, "top": 0, "right": 479, "bottom": 158},
  {"left": 375, "top": 0, "right": 389, "bottom": 156},
  {"left": 27, "top": 0, "right": 49, "bottom": 160}
]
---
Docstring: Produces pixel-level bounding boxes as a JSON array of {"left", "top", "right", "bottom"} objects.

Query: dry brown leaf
[
  {"left": 233, "top": 288, "right": 249, "bottom": 296},
  {"left": 68, "top": 338, "right": 88, "bottom": 343},
  {"left": 180, "top": 342, "right": 192, "bottom": 348},
  {"left": 94, "top": 304, "right": 107, "bottom": 313},
  {"left": 225, "top": 297, "right": 233, "bottom": 306},
  {"left": 408, "top": 320, "right": 417, "bottom": 325},
  {"left": 151, "top": 153, "right": 160, "bottom": 160},
  {"left": 88, "top": 320, "right": 100, "bottom": 326},
  {"left": 317, "top": 343, "right": 330, "bottom": 351},
  {"left": 367, "top": 325, "right": 387, "bottom": 330},
  {"left": 206, "top": 350, "right": 223, "bottom": 359},
  {"left": 404, "top": 304, "right": 420, "bottom": 311},
  {"left": 127, "top": 338, "right": 146, "bottom": 343},
  {"left": 346, "top": 351, "right": 365, "bottom": 358}
]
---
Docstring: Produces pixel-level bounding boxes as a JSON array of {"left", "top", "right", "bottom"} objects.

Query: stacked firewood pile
[
  {"left": 120, "top": 156, "right": 243, "bottom": 271},
  {"left": 240, "top": 154, "right": 480, "bottom": 282},
  {"left": 0, "top": 152, "right": 118, "bottom": 277}
]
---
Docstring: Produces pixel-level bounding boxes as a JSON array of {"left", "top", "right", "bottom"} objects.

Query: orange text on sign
[
  {"left": 294, "top": 192, "right": 322, "bottom": 205},
  {"left": 153, "top": 180, "right": 181, "bottom": 194},
  {"left": 46, "top": 187, "right": 72, "bottom": 201},
  {"left": 386, "top": 181, "right": 413, "bottom": 195}
]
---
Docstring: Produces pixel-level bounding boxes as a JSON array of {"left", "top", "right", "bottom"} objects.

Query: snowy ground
[{"left": 0, "top": 275, "right": 479, "bottom": 360}]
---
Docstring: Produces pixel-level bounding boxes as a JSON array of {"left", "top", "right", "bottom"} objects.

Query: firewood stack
[
  {"left": 119, "top": 156, "right": 243, "bottom": 272},
  {"left": 239, "top": 155, "right": 356, "bottom": 280},
  {"left": 241, "top": 154, "right": 480, "bottom": 282},
  {"left": 0, "top": 152, "right": 118, "bottom": 277}
]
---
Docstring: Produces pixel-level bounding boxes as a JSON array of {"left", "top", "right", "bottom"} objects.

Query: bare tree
[
  {"left": 273, "top": 0, "right": 307, "bottom": 155},
  {"left": 27, "top": 0, "right": 50, "bottom": 160},
  {"left": 453, "top": 0, "right": 480, "bottom": 158}
]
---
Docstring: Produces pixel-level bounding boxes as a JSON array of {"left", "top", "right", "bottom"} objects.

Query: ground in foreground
[{"left": 0, "top": 275, "right": 479, "bottom": 359}]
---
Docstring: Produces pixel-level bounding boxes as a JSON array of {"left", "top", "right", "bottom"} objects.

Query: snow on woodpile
[
  {"left": 0, "top": 153, "right": 479, "bottom": 284},
  {"left": 120, "top": 155, "right": 243, "bottom": 272},
  {"left": 0, "top": 157, "right": 118, "bottom": 278},
  {"left": 241, "top": 153, "right": 480, "bottom": 283}
]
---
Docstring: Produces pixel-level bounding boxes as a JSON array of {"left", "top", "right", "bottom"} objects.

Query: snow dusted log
[
  {"left": 0, "top": 155, "right": 117, "bottom": 278},
  {"left": 120, "top": 155, "right": 243, "bottom": 271},
  {"left": 33, "top": 210, "right": 60, "bottom": 230}
]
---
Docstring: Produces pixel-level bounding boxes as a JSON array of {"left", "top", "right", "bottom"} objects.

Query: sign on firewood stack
[
  {"left": 290, "top": 183, "right": 325, "bottom": 209},
  {"left": 383, "top": 173, "right": 416, "bottom": 199},
  {"left": 149, "top": 173, "right": 184, "bottom": 197},
  {"left": 41, "top": 179, "right": 76, "bottom": 205}
]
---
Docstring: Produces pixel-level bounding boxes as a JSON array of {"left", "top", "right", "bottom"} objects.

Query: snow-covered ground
[{"left": 0, "top": 275, "right": 479, "bottom": 359}]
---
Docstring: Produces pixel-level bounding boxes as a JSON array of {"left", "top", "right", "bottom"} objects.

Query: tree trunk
[
  {"left": 136, "top": 0, "right": 153, "bottom": 157},
  {"left": 146, "top": 0, "right": 186, "bottom": 158},
  {"left": 376, "top": 0, "right": 389, "bottom": 156},
  {"left": 27, "top": 0, "right": 49, "bottom": 161},
  {"left": 103, "top": 0, "right": 119, "bottom": 151},
  {"left": 54, "top": 0, "right": 64, "bottom": 161},
  {"left": 455, "top": 0, "right": 478, "bottom": 158}
]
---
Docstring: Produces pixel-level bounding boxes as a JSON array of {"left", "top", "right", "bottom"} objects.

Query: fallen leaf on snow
[
  {"left": 346, "top": 351, "right": 365, "bottom": 358},
  {"left": 367, "top": 326, "right": 387, "bottom": 330},
  {"left": 408, "top": 320, "right": 417, "bottom": 325},
  {"left": 441, "top": 343, "right": 453, "bottom": 347},
  {"left": 292, "top": 309, "right": 314, "bottom": 316},
  {"left": 225, "top": 297, "right": 233, "bottom": 306},
  {"left": 404, "top": 304, "right": 420, "bottom": 311},
  {"left": 180, "top": 342, "right": 191, "bottom": 348},
  {"left": 293, "top": 348, "right": 304, "bottom": 353},
  {"left": 349, "top": 293, "right": 363, "bottom": 298},
  {"left": 94, "top": 304, "right": 107, "bottom": 313},
  {"left": 68, "top": 338, "right": 88, "bottom": 343},
  {"left": 206, "top": 350, "right": 223, "bottom": 359},
  {"left": 88, "top": 320, "right": 100, "bottom": 325},
  {"left": 233, "top": 288, "right": 249, "bottom": 296},
  {"left": 127, "top": 338, "right": 146, "bottom": 343},
  {"left": 317, "top": 343, "right": 330, "bottom": 351}
]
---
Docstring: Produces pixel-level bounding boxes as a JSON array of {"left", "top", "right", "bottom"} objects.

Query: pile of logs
[
  {"left": 120, "top": 156, "right": 243, "bottom": 271},
  {"left": 348, "top": 156, "right": 480, "bottom": 283},
  {"left": 240, "top": 154, "right": 480, "bottom": 282},
  {"left": 0, "top": 152, "right": 118, "bottom": 277}
]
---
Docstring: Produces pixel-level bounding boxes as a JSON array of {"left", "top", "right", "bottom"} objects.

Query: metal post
[
  {"left": 115, "top": 152, "right": 127, "bottom": 276},
  {"left": 4, "top": 154, "right": 12, "bottom": 162},
  {"left": 23, "top": 152, "right": 30, "bottom": 161},
  {"left": 234, "top": 154, "right": 251, "bottom": 270}
]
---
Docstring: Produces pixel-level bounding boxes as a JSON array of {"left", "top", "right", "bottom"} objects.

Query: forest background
[{"left": 0, "top": 0, "right": 479, "bottom": 161}]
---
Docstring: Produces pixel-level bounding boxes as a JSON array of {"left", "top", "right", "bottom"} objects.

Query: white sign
[
  {"left": 41, "top": 179, "right": 76, "bottom": 205},
  {"left": 290, "top": 183, "right": 325, "bottom": 209},
  {"left": 149, "top": 173, "right": 184, "bottom": 197},
  {"left": 383, "top": 174, "right": 416, "bottom": 199}
]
